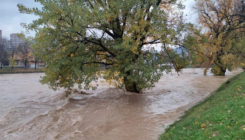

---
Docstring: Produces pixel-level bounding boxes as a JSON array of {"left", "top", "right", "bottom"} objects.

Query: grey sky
[
  {"left": 0, "top": 0, "right": 196, "bottom": 39},
  {"left": 0, "top": 0, "right": 40, "bottom": 39},
  {"left": 183, "top": 0, "right": 197, "bottom": 23}
]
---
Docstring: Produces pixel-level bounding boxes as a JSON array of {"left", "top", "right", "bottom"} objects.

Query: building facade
[
  {"left": 10, "top": 33, "right": 25, "bottom": 48},
  {"left": 0, "top": 30, "right": 2, "bottom": 39}
]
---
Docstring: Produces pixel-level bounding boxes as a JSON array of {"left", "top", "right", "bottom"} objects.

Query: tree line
[{"left": 0, "top": 37, "right": 40, "bottom": 69}]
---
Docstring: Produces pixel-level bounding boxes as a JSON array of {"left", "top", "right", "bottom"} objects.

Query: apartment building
[
  {"left": 0, "top": 30, "right": 2, "bottom": 39},
  {"left": 10, "top": 33, "right": 25, "bottom": 48}
]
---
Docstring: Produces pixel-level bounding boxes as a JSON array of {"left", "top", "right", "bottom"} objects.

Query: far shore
[{"left": 0, "top": 68, "right": 44, "bottom": 74}]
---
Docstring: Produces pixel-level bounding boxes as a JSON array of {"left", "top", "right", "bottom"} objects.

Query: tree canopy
[
  {"left": 184, "top": 0, "right": 245, "bottom": 75},
  {"left": 18, "top": 0, "right": 187, "bottom": 93}
]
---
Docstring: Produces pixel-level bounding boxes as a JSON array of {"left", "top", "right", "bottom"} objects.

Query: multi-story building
[
  {"left": 0, "top": 30, "right": 11, "bottom": 51},
  {"left": 5, "top": 40, "right": 13, "bottom": 51},
  {"left": 0, "top": 30, "right": 2, "bottom": 39},
  {"left": 10, "top": 33, "right": 25, "bottom": 48}
]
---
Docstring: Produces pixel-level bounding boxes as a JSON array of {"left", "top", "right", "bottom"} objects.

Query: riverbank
[
  {"left": 0, "top": 68, "right": 43, "bottom": 74},
  {"left": 159, "top": 72, "right": 245, "bottom": 140}
]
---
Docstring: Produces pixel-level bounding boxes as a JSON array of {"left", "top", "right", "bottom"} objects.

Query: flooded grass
[{"left": 160, "top": 72, "right": 245, "bottom": 140}]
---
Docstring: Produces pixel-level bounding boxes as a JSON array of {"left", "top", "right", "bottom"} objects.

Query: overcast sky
[{"left": 0, "top": 0, "right": 196, "bottom": 39}]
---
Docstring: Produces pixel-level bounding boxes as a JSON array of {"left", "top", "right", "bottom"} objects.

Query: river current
[{"left": 0, "top": 68, "right": 242, "bottom": 140}]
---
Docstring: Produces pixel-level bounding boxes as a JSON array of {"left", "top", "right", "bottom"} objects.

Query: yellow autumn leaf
[
  {"left": 201, "top": 123, "right": 206, "bottom": 128},
  {"left": 131, "top": 46, "right": 138, "bottom": 54}
]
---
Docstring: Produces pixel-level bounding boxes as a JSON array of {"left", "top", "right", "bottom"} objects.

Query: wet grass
[
  {"left": 159, "top": 72, "right": 245, "bottom": 140},
  {"left": 0, "top": 67, "right": 43, "bottom": 74}
]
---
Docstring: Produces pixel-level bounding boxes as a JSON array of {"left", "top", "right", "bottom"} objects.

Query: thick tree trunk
[
  {"left": 212, "top": 64, "right": 226, "bottom": 76},
  {"left": 212, "top": 54, "right": 226, "bottom": 76},
  {"left": 214, "top": 65, "right": 226, "bottom": 76},
  {"left": 0, "top": 62, "right": 2, "bottom": 69},
  {"left": 35, "top": 61, "right": 37, "bottom": 70},
  {"left": 24, "top": 59, "right": 27, "bottom": 69},
  {"left": 203, "top": 68, "right": 208, "bottom": 76},
  {"left": 123, "top": 72, "right": 140, "bottom": 93},
  {"left": 124, "top": 78, "right": 140, "bottom": 93}
]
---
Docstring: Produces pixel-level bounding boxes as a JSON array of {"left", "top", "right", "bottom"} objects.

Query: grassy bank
[
  {"left": 160, "top": 72, "right": 245, "bottom": 140},
  {"left": 0, "top": 67, "right": 43, "bottom": 74}
]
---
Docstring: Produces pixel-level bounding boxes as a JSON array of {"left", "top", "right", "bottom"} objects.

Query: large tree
[
  {"left": 185, "top": 0, "right": 245, "bottom": 76},
  {"left": 18, "top": 0, "right": 186, "bottom": 93}
]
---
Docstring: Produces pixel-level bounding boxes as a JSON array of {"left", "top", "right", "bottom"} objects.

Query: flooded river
[{"left": 0, "top": 69, "right": 242, "bottom": 140}]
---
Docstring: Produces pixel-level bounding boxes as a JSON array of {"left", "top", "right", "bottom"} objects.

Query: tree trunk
[
  {"left": 124, "top": 78, "right": 140, "bottom": 93},
  {"left": 211, "top": 64, "right": 226, "bottom": 76},
  {"left": 24, "top": 59, "right": 27, "bottom": 69},
  {"left": 203, "top": 67, "right": 208, "bottom": 76},
  {"left": 35, "top": 61, "right": 37, "bottom": 70},
  {"left": 212, "top": 54, "right": 226, "bottom": 76},
  {"left": 0, "top": 61, "right": 2, "bottom": 69},
  {"left": 123, "top": 72, "right": 140, "bottom": 93}
]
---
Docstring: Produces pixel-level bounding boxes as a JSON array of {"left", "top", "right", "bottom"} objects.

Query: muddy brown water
[{"left": 0, "top": 69, "right": 242, "bottom": 140}]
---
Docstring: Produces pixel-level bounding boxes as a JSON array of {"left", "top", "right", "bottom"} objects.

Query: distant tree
[
  {"left": 33, "top": 56, "right": 39, "bottom": 70},
  {"left": 0, "top": 38, "right": 9, "bottom": 69},
  {"left": 30, "top": 42, "right": 40, "bottom": 70},
  {"left": 184, "top": 0, "right": 245, "bottom": 76},
  {"left": 18, "top": 0, "right": 187, "bottom": 93},
  {"left": 9, "top": 47, "right": 18, "bottom": 69},
  {"left": 9, "top": 56, "right": 16, "bottom": 69},
  {"left": 17, "top": 42, "right": 31, "bottom": 69},
  {"left": 30, "top": 50, "right": 40, "bottom": 70}
]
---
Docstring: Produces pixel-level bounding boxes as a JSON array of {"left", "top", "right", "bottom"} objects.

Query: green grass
[
  {"left": 159, "top": 72, "right": 245, "bottom": 140},
  {"left": 0, "top": 67, "right": 43, "bottom": 74}
]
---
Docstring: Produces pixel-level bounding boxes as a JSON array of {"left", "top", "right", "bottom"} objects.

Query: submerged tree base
[
  {"left": 242, "top": 67, "right": 245, "bottom": 71},
  {"left": 211, "top": 65, "right": 226, "bottom": 76},
  {"left": 124, "top": 77, "right": 141, "bottom": 94}
]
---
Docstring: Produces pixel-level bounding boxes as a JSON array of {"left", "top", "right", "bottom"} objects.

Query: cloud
[
  {"left": 183, "top": 0, "right": 198, "bottom": 24},
  {"left": 0, "top": 0, "right": 41, "bottom": 39}
]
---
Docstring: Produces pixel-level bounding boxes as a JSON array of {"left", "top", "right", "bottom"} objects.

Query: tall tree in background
[
  {"left": 18, "top": 42, "right": 30, "bottom": 69},
  {"left": 18, "top": 0, "right": 187, "bottom": 93},
  {"left": 34, "top": 55, "right": 40, "bottom": 70},
  {"left": 0, "top": 38, "right": 8, "bottom": 69},
  {"left": 186, "top": 0, "right": 245, "bottom": 76}
]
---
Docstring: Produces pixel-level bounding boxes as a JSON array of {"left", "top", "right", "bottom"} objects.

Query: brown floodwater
[{"left": 0, "top": 68, "right": 242, "bottom": 140}]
